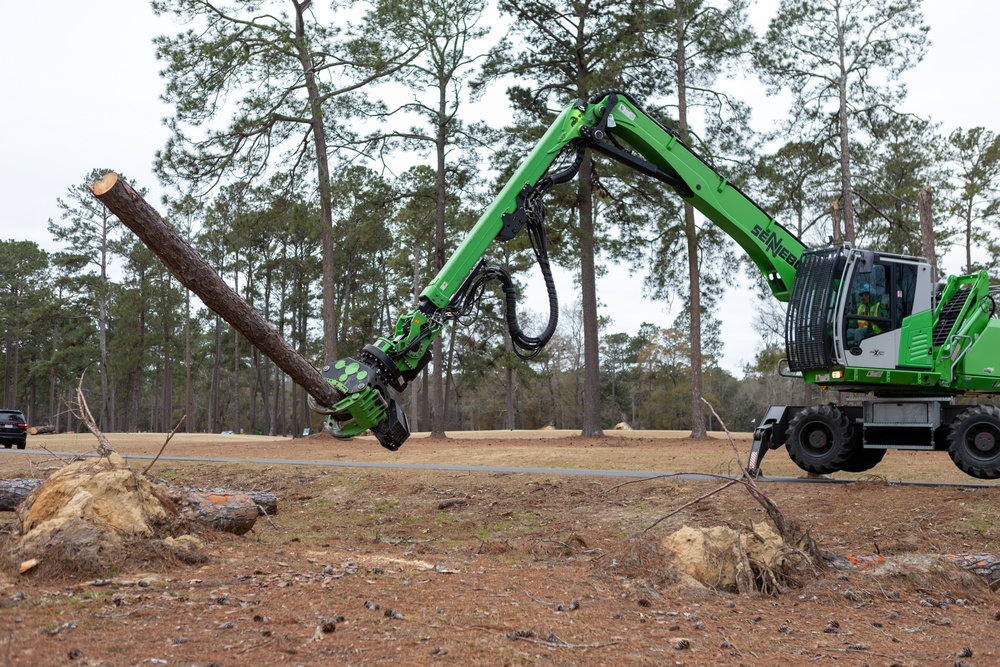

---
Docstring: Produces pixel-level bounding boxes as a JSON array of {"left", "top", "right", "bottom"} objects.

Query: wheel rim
[
  {"left": 966, "top": 423, "right": 1000, "bottom": 458},
  {"left": 803, "top": 424, "right": 833, "bottom": 455}
]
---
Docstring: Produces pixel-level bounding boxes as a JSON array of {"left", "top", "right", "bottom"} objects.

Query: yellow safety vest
[{"left": 857, "top": 302, "right": 881, "bottom": 333}]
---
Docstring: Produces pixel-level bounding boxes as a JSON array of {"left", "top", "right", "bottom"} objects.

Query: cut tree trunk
[
  {"left": 191, "top": 487, "right": 278, "bottom": 516},
  {"left": 88, "top": 172, "right": 341, "bottom": 409},
  {"left": 27, "top": 425, "right": 55, "bottom": 435},
  {"left": 173, "top": 489, "right": 259, "bottom": 536},
  {"left": 0, "top": 478, "right": 40, "bottom": 514},
  {"left": 0, "top": 478, "right": 277, "bottom": 519}
]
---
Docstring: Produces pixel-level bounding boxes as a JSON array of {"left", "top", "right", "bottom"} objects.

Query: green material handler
[{"left": 316, "top": 91, "right": 1000, "bottom": 480}]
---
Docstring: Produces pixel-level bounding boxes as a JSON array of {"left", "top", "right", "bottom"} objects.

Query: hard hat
[{"left": 859, "top": 284, "right": 871, "bottom": 294}]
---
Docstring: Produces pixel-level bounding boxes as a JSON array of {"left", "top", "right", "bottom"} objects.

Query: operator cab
[{"left": 785, "top": 245, "right": 934, "bottom": 372}]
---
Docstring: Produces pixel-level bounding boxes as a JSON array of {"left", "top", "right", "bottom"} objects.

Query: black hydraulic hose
[
  {"left": 503, "top": 239, "right": 558, "bottom": 357},
  {"left": 442, "top": 146, "right": 575, "bottom": 358}
]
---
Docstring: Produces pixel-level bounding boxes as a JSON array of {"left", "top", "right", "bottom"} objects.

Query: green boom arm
[{"left": 317, "top": 92, "right": 806, "bottom": 449}]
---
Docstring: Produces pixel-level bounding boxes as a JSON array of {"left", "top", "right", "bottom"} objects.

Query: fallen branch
[
  {"left": 142, "top": 413, "right": 187, "bottom": 475},
  {"left": 74, "top": 369, "right": 114, "bottom": 456},
  {"left": 507, "top": 629, "right": 619, "bottom": 649},
  {"left": 604, "top": 471, "right": 704, "bottom": 493},
  {"left": 702, "top": 397, "right": 825, "bottom": 564},
  {"left": 642, "top": 478, "right": 740, "bottom": 533}
]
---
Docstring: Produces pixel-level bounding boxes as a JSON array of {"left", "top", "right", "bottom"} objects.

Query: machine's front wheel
[
  {"left": 785, "top": 405, "right": 857, "bottom": 474},
  {"left": 947, "top": 406, "right": 1000, "bottom": 479}
]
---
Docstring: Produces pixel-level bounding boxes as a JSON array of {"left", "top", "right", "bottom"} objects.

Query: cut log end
[{"left": 88, "top": 172, "right": 120, "bottom": 196}]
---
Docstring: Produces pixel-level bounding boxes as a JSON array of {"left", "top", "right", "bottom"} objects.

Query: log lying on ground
[
  {"left": 0, "top": 479, "right": 41, "bottom": 514},
  {"left": 0, "top": 477, "right": 278, "bottom": 518},
  {"left": 27, "top": 425, "right": 55, "bottom": 435},
  {"left": 88, "top": 172, "right": 341, "bottom": 409},
  {"left": 191, "top": 487, "right": 278, "bottom": 516},
  {"left": 172, "top": 489, "right": 259, "bottom": 536}
]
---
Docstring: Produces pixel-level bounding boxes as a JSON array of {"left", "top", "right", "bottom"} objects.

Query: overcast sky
[{"left": 1, "top": 1, "right": 997, "bottom": 375}]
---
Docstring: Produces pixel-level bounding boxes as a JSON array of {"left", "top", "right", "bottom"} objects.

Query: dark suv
[{"left": 0, "top": 409, "right": 27, "bottom": 449}]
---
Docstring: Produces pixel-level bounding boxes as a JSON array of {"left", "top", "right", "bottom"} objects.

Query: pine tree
[
  {"left": 754, "top": 0, "right": 929, "bottom": 244},
  {"left": 48, "top": 168, "right": 128, "bottom": 430},
  {"left": 153, "top": 0, "right": 418, "bottom": 364},
  {"left": 948, "top": 127, "right": 1000, "bottom": 274},
  {"left": 481, "top": 0, "right": 649, "bottom": 435}
]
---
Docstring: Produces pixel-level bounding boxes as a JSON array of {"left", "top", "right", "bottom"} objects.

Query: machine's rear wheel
[
  {"left": 947, "top": 406, "right": 1000, "bottom": 479},
  {"left": 840, "top": 446, "right": 887, "bottom": 473},
  {"left": 785, "top": 405, "right": 857, "bottom": 474}
]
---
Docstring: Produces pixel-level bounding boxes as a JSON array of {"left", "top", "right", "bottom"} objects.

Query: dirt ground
[{"left": 2, "top": 429, "right": 999, "bottom": 666}]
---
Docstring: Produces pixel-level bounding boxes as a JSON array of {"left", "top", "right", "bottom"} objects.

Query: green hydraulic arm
[{"left": 317, "top": 91, "right": 807, "bottom": 450}]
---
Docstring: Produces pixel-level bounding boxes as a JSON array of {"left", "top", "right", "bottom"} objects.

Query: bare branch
[
  {"left": 142, "top": 413, "right": 188, "bottom": 475},
  {"left": 73, "top": 368, "right": 115, "bottom": 457}
]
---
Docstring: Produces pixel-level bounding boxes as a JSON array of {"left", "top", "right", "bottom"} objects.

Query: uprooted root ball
[{"left": 1, "top": 453, "right": 206, "bottom": 579}]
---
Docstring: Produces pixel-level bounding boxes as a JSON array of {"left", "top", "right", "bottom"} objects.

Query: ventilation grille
[{"left": 931, "top": 285, "right": 970, "bottom": 347}]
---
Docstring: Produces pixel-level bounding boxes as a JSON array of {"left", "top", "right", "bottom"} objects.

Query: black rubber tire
[
  {"left": 16, "top": 441, "right": 26, "bottom": 450},
  {"left": 947, "top": 405, "right": 1000, "bottom": 479},
  {"left": 2, "top": 443, "right": 10, "bottom": 449},
  {"left": 841, "top": 446, "right": 887, "bottom": 473},
  {"left": 785, "top": 404, "right": 857, "bottom": 474}
]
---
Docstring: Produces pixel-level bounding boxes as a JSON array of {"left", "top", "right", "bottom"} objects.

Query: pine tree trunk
[
  {"left": 162, "top": 336, "right": 171, "bottom": 433},
  {"left": 48, "top": 321, "right": 57, "bottom": 427},
  {"left": 831, "top": 198, "right": 843, "bottom": 244},
  {"left": 676, "top": 5, "right": 705, "bottom": 438},
  {"left": 274, "top": 241, "right": 287, "bottom": 436},
  {"left": 133, "top": 307, "right": 146, "bottom": 432},
  {"left": 99, "top": 212, "right": 111, "bottom": 431},
  {"left": 578, "top": 156, "right": 604, "bottom": 436},
  {"left": 12, "top": 334, "right": 18, "bottom": 411},
  {"left": 684, "top": 201, "right": 705, "bottom": 437},
  {"left": 210, "top": 314, "right": 221, "bottom": 433},
  {"left": 835, "top": 5, "right": 856, "bottom": 244},
  {"left": 250, "top": 347, "right": 259, "bottom": 434},
  {"left": 431, "top": 88, "right": 449, "bottom": 439},
  {"left": 421, "top": 368, "right": 430, "bottom": 429},
  {"left": 4, "top": 328, "right": 12, "bottom": 406},
  {"left": 87, "top": 173, "right": 341, "bottom": 414},
  {"left": 445, "top": 324, "right": 457, "bottom": 428},
  {"left": 918, "top": 187, "right": 937, "bottom": 281},
  {"left": 290, "top": 0, "right": 337, "bottom": 365},
  {"left": 185, "top": 289, "right": 193, "bottom": 432},
  {"left": 502, "top": 326, "right": 515, "bottom": 430}
]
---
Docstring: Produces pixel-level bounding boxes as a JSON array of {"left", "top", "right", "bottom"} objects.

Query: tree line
[{"left": 3, "top": 0, "right": 999, "bottom": 436}]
